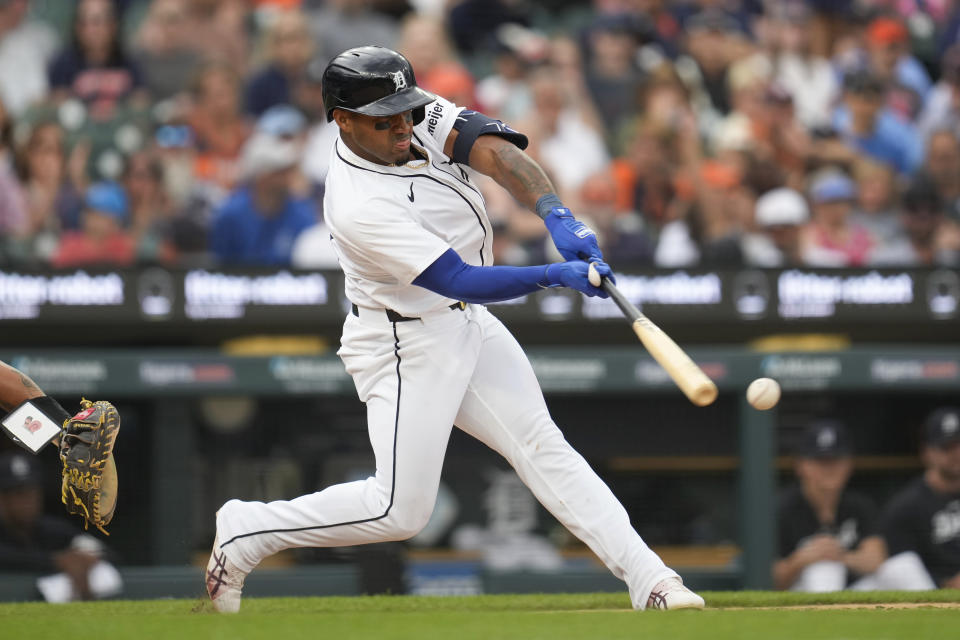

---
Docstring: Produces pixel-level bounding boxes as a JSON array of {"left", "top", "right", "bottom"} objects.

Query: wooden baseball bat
[{"left": 596, "top": 272, "right": 718, "bottom": 407}]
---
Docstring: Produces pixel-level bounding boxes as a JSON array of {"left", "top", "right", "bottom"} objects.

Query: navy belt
[{"left": 351, "top": 302, "right": 466, "bottom": 323}]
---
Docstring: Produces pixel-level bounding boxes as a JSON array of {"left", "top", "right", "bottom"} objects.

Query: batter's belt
[{"left": 351, "top": 301, "right": 466, "bottom": 323}]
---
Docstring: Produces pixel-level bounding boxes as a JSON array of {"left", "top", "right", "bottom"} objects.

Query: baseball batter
[{"left": 206, "top": 46, "right": 704, "bottom": 613}]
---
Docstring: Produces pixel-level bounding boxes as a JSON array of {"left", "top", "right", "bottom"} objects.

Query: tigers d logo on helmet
[{"left": 322, "top": 46, "right": 436, "bottom": 124}]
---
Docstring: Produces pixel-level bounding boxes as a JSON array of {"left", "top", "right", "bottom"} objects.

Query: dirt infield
[
  {"left": 542, "top": 601, "right": 960, "bottom": 613},
  {"left": 719, "top": 602, "right": 960, "bottom": 611}
]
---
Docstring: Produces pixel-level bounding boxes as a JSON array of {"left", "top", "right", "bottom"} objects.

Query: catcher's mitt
[{"left": 59, "top": 399, "right": 120, "bottom": 535}]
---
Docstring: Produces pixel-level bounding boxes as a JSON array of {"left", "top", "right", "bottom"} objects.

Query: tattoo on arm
[
  {"left": 20, "top": 374, "right": 40, "bottom": 393},
  {"left": 0, "top": 374, "right": 42, "bottom": 412},
  {"left": 483, "top": 141, "right": 555, "bottom": 212},
  {"left": 1, "top": 361, "right": 41, "bottom": 411}
]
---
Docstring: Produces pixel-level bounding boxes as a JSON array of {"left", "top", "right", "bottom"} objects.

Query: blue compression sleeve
[{"left": 413, "top": 249, "right": 550, "bottom": 303}]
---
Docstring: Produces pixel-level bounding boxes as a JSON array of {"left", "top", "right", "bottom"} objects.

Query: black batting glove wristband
[
  {"left": 2, "top": 395, "right": 71, "bottom": 453},
  {"left": 535, "top": 193, "right": 564, "bottom": 220},
  {"left": 31, "top": 395, "right": 71, "bottom": 425}
]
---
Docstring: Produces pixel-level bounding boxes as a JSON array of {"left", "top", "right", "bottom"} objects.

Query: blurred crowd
[{"left": 1, "top": 0, "right": 960, "bottom": 270}]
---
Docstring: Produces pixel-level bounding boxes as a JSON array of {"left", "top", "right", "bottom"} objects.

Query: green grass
[{"left": 1, "top": 591, "right": 958, "bottom": 640}]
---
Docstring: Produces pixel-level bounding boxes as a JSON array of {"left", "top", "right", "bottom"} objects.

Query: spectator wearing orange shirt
[
  {"left": 570, "top": 171, "right": 654, "bottom": 266},
  {"left": 187, "top": 62, "right": 252, "bottom": 195}
]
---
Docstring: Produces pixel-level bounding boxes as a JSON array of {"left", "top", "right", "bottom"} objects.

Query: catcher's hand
[{"left": 59, "top": 399, "right": 120, "bottom": 535}]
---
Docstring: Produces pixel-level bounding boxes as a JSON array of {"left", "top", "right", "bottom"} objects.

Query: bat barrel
[
  {"left": 633, "top": 316, "right": 718, "bottom": 406},
  {"left": 688, "top": 380, "right": 719, "bottom": 407},
  {"left": 601, "top": 275, "right": 718, "bottom": 407}
]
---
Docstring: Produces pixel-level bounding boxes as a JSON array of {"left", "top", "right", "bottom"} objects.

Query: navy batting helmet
[{"left": 322, "top": 46, "right": 436, "bottom": 124}]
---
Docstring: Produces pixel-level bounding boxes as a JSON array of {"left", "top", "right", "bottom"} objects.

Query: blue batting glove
[
  {"left": 596, "top": 261, "right": 617, "bottom": 286},
  {"left": 543, "top": 207, "right": 603, "bottom": 263},
  {"left": 544, "top": 260, "right": 612, "bottom": 298}
]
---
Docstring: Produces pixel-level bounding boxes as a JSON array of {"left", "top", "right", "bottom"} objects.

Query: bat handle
[{"left": 600, "top": 276, "right": 641, "bottom": 323}]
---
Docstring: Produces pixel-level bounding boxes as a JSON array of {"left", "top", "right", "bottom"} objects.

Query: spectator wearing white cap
[
  {"left": 209, "top": 133, "right": 316, "bottom": 266},
  {"left": 742, "top": 187, "right": 809, "bottom": 267}
]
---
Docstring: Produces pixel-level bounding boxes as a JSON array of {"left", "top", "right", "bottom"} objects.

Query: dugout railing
[{"left": 0, "top": 345, "right": 956, "bottom": 599}]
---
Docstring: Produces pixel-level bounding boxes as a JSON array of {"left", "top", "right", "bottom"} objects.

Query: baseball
[
  {"left": 588, "top": 262, "right": 602, "bottom": 287},
  {"left": 746, "top": 377, "right": 781, "bottom": 410}
]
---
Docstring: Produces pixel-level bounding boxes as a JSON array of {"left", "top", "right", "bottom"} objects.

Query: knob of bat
[{"left": 588, "top": 262, "right": 601, "bottom": 287}]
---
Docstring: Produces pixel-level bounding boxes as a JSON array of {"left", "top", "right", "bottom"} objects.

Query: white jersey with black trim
[{"left": 323, "top": 96, "right": 492, "bottom": 316}]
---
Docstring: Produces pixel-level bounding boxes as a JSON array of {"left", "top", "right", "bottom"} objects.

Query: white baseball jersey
[
  {"left": 213, "top": 95, "right": 681, "bottom": 611},
  {"left": 323, "top": 96, "right": 492, "bottom": 316}
]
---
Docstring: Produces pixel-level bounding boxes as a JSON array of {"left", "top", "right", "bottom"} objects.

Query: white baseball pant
[
  {"left": 791, "top": 551, "right": 937, "bottom": 592},
  {"left": 215, "top": 303, "right": 677, "bottom": 608}
]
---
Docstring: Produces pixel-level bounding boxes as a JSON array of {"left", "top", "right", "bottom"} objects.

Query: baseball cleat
[
  {"left": 646, "top": 577, "right": 705, "bottom": 610},
  {"left": 205, "top": 534, "right": 246, "bottom": 613}
]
